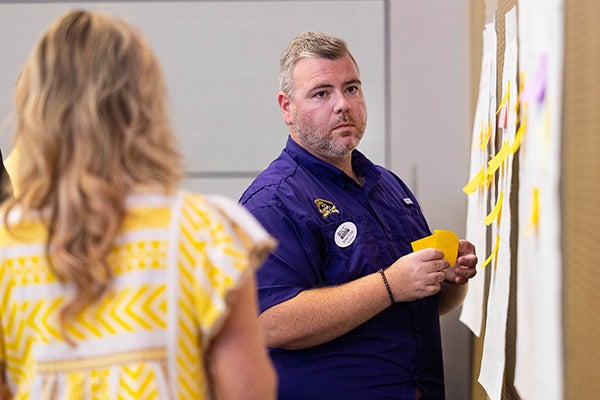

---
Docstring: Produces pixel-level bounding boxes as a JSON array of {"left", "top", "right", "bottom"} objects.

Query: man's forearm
[
  {"left": 438, "top": 281, "right": 468, "bottom": 315},
  {"left": 260, "top": 271, "right": 392, "bottom": 350}
]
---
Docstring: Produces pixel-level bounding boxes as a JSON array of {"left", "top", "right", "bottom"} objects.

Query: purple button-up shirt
[{"left": 240, "top": 137, "right": 445, "bottom": 400}]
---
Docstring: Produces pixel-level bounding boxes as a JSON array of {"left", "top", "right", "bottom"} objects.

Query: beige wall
[{"left": 388, "top": 2, "right": 472, "bottom": 400}]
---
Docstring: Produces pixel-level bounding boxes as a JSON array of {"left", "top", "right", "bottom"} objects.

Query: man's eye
[
  {"left": 314, "top": 91, "right": 326, "bottom": 98},
  {"left": 346, "top": 86, "right": 358, "bottom": 94}
]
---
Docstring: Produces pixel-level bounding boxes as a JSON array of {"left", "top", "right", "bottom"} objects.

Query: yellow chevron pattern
[
  {"left": 175, "top": 194, "right": 218, "bottom": 398},
  {"left": 0, "top": 192, "right": 253, "bottom": 399},
  {"left": 90, "top": 368, "right": 110, "bottom": 400},
  {"left": 117, "top": 364, "right": 159, "bottom": 399},
  {"left": 65, "top": 372, "right": 85, "bottom": 399}
]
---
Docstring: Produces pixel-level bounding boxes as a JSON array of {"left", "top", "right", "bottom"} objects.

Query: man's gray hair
[{"left": 279, "top": 32, "right": 359, "bottom": 97}]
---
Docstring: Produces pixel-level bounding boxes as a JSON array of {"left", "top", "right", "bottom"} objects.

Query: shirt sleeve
[
  {"left": 246, "top": 203, "right": 326, "bottom": 314},
  {"left": 180, "top": 193, "right": 276, "bottom": 340}
]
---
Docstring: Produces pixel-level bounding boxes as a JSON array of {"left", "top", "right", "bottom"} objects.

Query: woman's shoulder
[{"left": 180, "top": 190, "right": 276, "bottom": 268}]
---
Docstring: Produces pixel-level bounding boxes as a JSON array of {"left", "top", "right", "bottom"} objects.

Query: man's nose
[{"left": 333, "top": 94, "right": 350, "bottom": 114}]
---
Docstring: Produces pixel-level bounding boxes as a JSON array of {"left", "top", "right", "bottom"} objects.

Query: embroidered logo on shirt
[
  {"left": 403, "top": 198, "right": 414, "bottom": 205},
  {"left": 314, "top": 199, "right": 340, "bottom": 219}
]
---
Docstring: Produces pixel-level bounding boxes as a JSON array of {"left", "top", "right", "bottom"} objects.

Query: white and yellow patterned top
[{"left": 0, "top": 190, "right": 273, "bottom": 399}]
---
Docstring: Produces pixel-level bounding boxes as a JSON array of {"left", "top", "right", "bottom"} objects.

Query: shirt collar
[{"left": 284, "top": 136, "right": 380, "bottom": 189}]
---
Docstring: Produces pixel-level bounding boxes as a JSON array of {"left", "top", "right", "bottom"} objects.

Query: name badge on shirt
[{"left": 334, "top": 221, "right": 357, "bottom": 248}]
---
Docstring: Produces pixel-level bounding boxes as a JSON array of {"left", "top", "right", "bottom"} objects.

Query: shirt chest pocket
[{"left": 319, "top": 214, "right": 389, "bottom": 285}]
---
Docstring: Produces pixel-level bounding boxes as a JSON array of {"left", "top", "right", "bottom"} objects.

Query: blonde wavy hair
[{"left": 5, "top": 10, "right": 182, "bottom": 339}]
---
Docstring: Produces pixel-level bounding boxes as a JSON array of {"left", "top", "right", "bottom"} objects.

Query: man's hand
[
  {"left": 443, "top": 239, "right": 477, "bottom": 285},
  {"left": 385, "top": 248, "right": 450, "bottom": 301}
]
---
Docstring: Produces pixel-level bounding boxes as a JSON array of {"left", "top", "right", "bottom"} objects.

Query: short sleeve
[
  {"left": 177, "top": 193, "right": 276, "bottom": 342},
  {"left": 204, "top": 194, "right": 277, "bottom": 272},
  {"left": 245, "top": 203, "right": 326, "bottom": 313}
]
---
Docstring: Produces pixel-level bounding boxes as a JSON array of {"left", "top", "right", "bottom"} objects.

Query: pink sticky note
[
  {"left": 520, "top": 54, "right": 548, "bottom": 103},
  {"left": 498, "top": 103, "right": 509, "bottom": 129}
]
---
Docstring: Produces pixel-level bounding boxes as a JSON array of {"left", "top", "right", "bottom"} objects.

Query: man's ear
[{"left": 278, "top": 92, "right": 293, "bottom": 125}]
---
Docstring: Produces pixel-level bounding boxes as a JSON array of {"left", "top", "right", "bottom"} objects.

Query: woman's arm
[{"left": 208, "top": 274, "right": 277, "bottom": 400}]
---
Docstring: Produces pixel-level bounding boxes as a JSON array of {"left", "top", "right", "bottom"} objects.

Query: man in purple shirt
[{"left": 240, "top": 32, "right": 478, "bottom": 400}]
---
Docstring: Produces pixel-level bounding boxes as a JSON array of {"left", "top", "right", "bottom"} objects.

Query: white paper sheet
[
  {"left": 478, "top": 8, "right": 518, "bottom": 400},
  {"left": 459, "top": 21, "right": 496, "bottom": 338},
  {"left": 515, "top": 0, "right": 564, "bottom": 399}
]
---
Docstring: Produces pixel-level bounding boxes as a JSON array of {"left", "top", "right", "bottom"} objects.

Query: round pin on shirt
[{"left": 334, "top": 221, "right": 357, "bottom": 248}]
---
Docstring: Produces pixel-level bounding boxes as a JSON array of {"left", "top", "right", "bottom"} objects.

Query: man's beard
[{"left": 291, "top": 111, "right": 365, "bottom": 160}]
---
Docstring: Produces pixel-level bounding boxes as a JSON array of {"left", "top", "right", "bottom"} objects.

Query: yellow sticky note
[
  {"left": 487, "top": 142, "right": 510, "bottom": 177},
  {"left": 510, "top": 116, "right": 527, "bottom": 154},
  {"left": 411, "top": 230, "right": 459, "bottom": 265},
  {"left": 484, "top": 191, "right": 504, "bottom": 226},
  {"left": 527, "top": 187, "right": 540, "bottom": 235},
  {"left": 463, "top": 167, "right": 485, "bottom": 195},
  {"left": 479, "top": 123, "right": 492, "bottom": 150},
  {"left": 496, "top": 84, "right": 510, "bottom": 115},
  {"left": 482, "top": 234, "right": 500, "bottom": 268}
]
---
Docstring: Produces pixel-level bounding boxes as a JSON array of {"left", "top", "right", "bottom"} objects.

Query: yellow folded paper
[{"left": 410, "top": 230, "right": 459, "bottom": 265}]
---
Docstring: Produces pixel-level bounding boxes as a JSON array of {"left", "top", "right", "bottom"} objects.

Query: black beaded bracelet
[{"left": 379, "top": 268, "right": 395, "bottom": 305}]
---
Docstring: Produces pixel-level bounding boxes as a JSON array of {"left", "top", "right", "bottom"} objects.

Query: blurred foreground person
[
  {"left": 0, "top": 149, "right": 11, "bottom": 203},
  {"left": 0, "top": 10, "right": 276, "bottom": 399}
]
